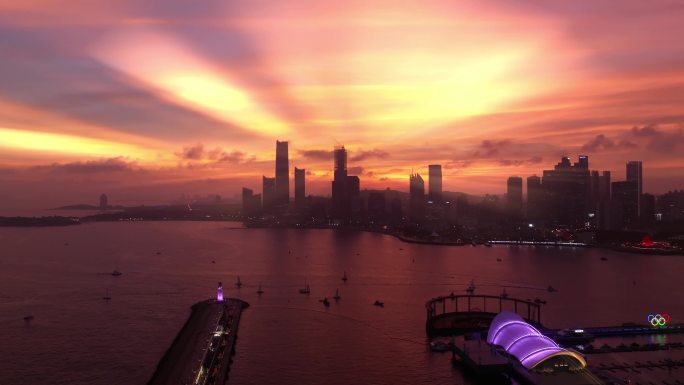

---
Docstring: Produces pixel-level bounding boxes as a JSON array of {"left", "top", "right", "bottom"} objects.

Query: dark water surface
[{"left": 1, "top": 222, "right": 681, "bottom": 384}]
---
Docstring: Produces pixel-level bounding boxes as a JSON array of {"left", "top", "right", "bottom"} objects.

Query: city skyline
[{"left": 2, "top": 1, "right": 684, "bottom": 213}]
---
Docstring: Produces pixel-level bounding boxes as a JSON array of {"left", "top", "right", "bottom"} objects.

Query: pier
[
  {"left": 426, "top": 294, "right": 541, "bottom": 336},
  {"left": 148, "top": 298, "right": 249, "bottom": 385}
]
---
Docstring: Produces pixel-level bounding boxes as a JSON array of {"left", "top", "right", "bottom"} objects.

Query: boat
[
  {"left": 342, "top": 271, "right": 348, "bottom": 282},
  {"left": 111, "top": 270, "right": 122, "bottom": 276},
  {"left": 601, "top": 257, "right": 607, "bottom": 261},
  {"left": 534, "top": 298, "right": 547, "bottom": 305},
  {"left": 299, "top": 280, "right": 310, "bottom": 294},
  {"left": 429, "top": 337, "right": 455, "bottom": 352},
  {"left": 496, "top": 258, "right": 502, "bottom": 262},
  {"left": 547, "top": 285, "right": 558, "bottom": 293},
  {"left": 320, "top": 297, "right": 330, "bottom": 307},
  {"left": 333, "top": 288, "right": 341, "bottom": 301},
  {"left": 500, "top": 287, "right": 509, "bottom": 298},
  {"left": 466, "top": 279, "right": 476, "bottom": 294},
  {"left": 103, "top": 289, "right": 111, "bottom": 301},
  {"left": 256, "top": 284, "right": 264, "bottom": 295},
  {"left": 484, "top": 241, "right": 493, "bottom": 247},
  {"left": 471, "top": 241, "right": 477, "bottom": 246},
  {"left": 23, "top": 315, "right": 34, "bottom": 322},
  {"left": 235, "top": 276, "right": 243, "bottom": 288},
  {"left": 373, "top": 300, "right": 384, "bottom": 307}
]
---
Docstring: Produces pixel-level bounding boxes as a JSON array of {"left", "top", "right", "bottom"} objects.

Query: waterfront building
[
  {"left": 242, "top": 188, "right": 262, "bottom": 217},
  {"left": 409, "top": 172, "right": 425, "bottom": 223},
  {"left": 507, "top": 176, "right": 523, "bottom": 218},
  {"left": 612, "top": 180, "right": 638, "bottom": 226},
  {"left": 331, "top": 146, "right": 360, "bottom": 222},
  {"left": 541, "top": 156, "right": 591, "bottom": 225},
  {"left": 294, "top": 167, "right": 305, "bottom": 211},
  {"left": 428, "top": 164, "right": 442, "bottom": 203},
  {"left": 262, "top": 176, "right": 276, "bottom": 213},
  {"left": 526, "top": 175, "right": 542, "bottom": 220},
  {"left": 275, "top": 140, "right": 289, "bottom": 205},
  {"left": 626, "top": 160, "right": 643, "bottom": 216},
  {"left": 367, "top": 192, "right": 386, "bottom": 223}
]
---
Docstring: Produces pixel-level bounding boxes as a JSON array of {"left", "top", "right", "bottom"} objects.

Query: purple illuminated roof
[{"left": 487, "top": 312, "right": 584, "bottom": 369}]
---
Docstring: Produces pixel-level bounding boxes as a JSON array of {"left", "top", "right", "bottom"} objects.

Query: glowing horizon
[{"left": 1, "top": 0, "right": 683, "bottom": 211}]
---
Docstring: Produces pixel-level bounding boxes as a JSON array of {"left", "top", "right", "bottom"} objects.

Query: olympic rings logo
[{"left": 647, "top": 313, "right": 670, "bottom": 327}]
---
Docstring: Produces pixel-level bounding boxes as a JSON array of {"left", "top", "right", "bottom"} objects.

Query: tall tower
[
  {"left": 275, "top": 140, "right": 289, "bottom": 205},
  {"left": 507, "top": 176, "right": 523, "bottom": 217},
  {"left": 409, "top": 172, "right": 425, "bottom": 223},
  {"left": 217, "top": 281, "right": 224, "bottom": 301},
  {"left": 294, "top": 167, "right": 305, "bottom": 210},
  {"left": 526, "top": 175, "right": 542, "bottom": 219},
  {"left": 333, "top": 146, "right": 348, "bottom": 181},
  {"left": 626, "top": 161, "right": 643, "bottom": 216},
  {"left": 428, "top": 165, "right": 442, "bottom": 203}
]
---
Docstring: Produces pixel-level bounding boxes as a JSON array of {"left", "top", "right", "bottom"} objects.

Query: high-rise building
[
  {"left": 242, "top": 187, "right": 262, "bottom": 217},
  {"left": 409, "top": 172, "right": 425, "bottom": 223},
  {"left": 626, "top": 161, "right": 643, "bottom": 216},
  {"left": 262, "top": 176, "right": 276, "bottom": 213},
  {"left": 367, "top": 192, "right": 386, "bottom": 223},
  {"left": 99, "top": 193, "right": 108, "bottom": 210},
  {"left": 599, "top": 171, "right": 611, "bottom": 202},
  {"left": 612, "top": 180, "right": 638, "bottom": 226},
  {"left": 507, "top": 176, "right": 523, "bottom": 218},
  {"left": 428, "top": 164, "right": 442, "bottom": 203},
  {"left": 294, "top": 167, "right": 305, "bottom": 211},
  {"left": 331, "top": 146, "right": 360, "bottom": 222},
  {"left": 526, "top": 175, "right": 542, "bottom": 219},
  {"left": 541, "top": 156, "right": 591, "bottom": 225},
  {"left": 275, "top": 140, "right": 289, "bottom": 205}
]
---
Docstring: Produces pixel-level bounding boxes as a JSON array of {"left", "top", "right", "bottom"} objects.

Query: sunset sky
[{"left": 1, "top": 0, "right": 683, "bottom": 212}]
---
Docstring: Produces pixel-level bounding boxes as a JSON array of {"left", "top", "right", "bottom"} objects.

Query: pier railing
[{"left": 426, "top": 294, "right": 541, "bottom": 325}]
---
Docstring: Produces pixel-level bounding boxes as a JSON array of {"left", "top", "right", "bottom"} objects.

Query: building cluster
[
  {"left": 507, "top": 156, "right": 660, "bottom": 229},
  {"left": 242, "top": 142, "right": 682, "bottom": 232}
]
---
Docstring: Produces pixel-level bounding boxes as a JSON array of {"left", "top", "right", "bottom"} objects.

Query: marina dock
[{"left": 148, "top": 298, "right": 249, "bottom": 385}]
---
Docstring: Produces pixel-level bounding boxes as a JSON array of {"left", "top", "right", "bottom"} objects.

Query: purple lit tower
[{"left": 217, "top": 281, "right": 224, "bottom": 301}]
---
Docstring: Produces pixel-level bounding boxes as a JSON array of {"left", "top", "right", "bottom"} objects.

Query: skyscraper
[
  {"left": 526, "top": 175, "right": 542, "bottom": 219},
  {"left": 626, "top": 161, "right": 643, "bottom": 216},
  {"left": 275, "top": 140, "right": 289, "bottom": 205},
  {"left": 541, "top": 156, "right": 591, "bottom": 225},
  {"left": 242, "top": 187, "right": 262, "bottom": 217},
  {"left": 428, "top": 164, "right": 442, "bottom": 203},
  {"left": 294, "top": 167, "right": 305, "bottom": 211},
  {"left": 331, "top": 146, "right": 360, "bottom": 222},
  {"left": 409, "top": 172, "right": 425, "bottom": 223},
  {"left": 612, "top": 180, "right": 638, "bottom": 226},
  {"left": 507, "top": 176, "right": 523, "bottom": 218},
  {"left": 262, "top": 176, "right": 276, "bottom": 213}
]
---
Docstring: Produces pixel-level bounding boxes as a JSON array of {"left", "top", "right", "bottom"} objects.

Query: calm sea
[{"left": 0, "top": 222, "right": 681, "bottom": 384}]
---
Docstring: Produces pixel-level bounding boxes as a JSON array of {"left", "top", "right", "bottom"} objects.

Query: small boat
[
  {"left": 555, "top": 329, "right": 595, "bottom": 345},
  {"left": 211, "top": 260, "right": 215, "bottom": 264},
  {"left": 373, "top": 300, "right": 384, "bottom": 307},
  {"left": 484, "top": 241, "right": 493, "bottom": 247},
  {"left": 156, "top": 251, "right": 161, "bottom": 255},
  {"left": 23, "top": 315, "right": 34, "bottom": 323},
  {"left": 496, "top": 258, "right": 502, "bottom": 262},
  {"left": 103, "top": 289, "right": 111, "bottom": 301},
  {"left": 333, "top": 288, "right": 341, "bottom": 301},
  {"left": 534, "top": 298, "right": 547, "bottom": 305},
  {"left": 320, "top": 297, "right": 330, "bottom": 307},
  {"left": 235, "top": 276, "right": 243, "bottom": 289},
  {"left": 429, "top": 337, "right": 455, "bottom": 352},
  {"left": 547, "top": 285, "right": 558, "bottom": 293},
  {"left": 500, "top": 287, "right": 509, "bottom": 298},
  {"left": 111, "top": 270, "right": 122, "bottom": 276},
  {"left": 257, "top": 284, "right": 264, "bottom": 295},
  {"left": 466, "top": 280, "right": 476, "bottom": 294},
  {"left": 399, "top": 248, "right": 404, "bottom": 251},
  {"left": 471, "top": 241, "right": 477, "bottom": 246},
  {"left": 299, "top": 281, "right": 310, "bottom": 294},
  {"left": 342, "top": 271, "right": 348, "bottom": 282},
  {"left": 600, "top": 257, "right": 607, "bottom": 261}
]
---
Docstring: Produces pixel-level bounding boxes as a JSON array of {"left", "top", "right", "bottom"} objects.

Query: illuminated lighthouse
[{"left": 217, "top": 281, "right": 224, "bottom": 301}]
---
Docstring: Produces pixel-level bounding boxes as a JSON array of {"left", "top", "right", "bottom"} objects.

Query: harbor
[
  {"left": 148, "top": 286, "right": 248, "bottom": 385},
  {"left": 426, "top": 293, "right": 684, "bottom": 385}
]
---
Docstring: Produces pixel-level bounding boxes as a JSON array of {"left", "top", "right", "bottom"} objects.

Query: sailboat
[
  {"left": 111, "top": 270, "right": 122, "bottom": 276},
  {"left": 257, "top": 283, "right": 264, "bottom": 295},
  {"left": 235, "top": 276, "right": 243, "bottom": 289},
  {"left": 321, "top": 297, "right": 330, "bottom": 307},
  {"left": 299, "top": 279, "right": 310, "bottom": 294},
  {"left": 466, "top": 280, "right": 476, "bottom": 294},
  {"left": 333, "top": 288, "right": 341, "bottom": 301},
  {"left": 341, "top": 271, "right": 348, "bottom": 283},
  {"left": 103, "top": 289, "right": 112, "bottom": 301}
]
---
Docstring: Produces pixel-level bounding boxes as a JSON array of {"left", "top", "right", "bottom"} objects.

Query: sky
[{"left": 1, "top": 0, "right": 684, "bottom": 213}]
